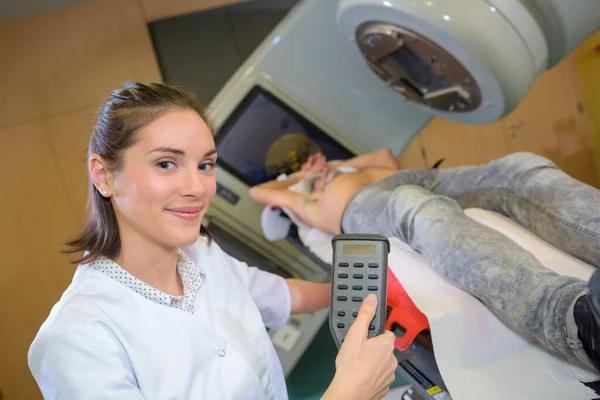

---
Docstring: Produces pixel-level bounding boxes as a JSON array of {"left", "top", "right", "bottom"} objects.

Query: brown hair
[{"left": 64, "top": 82, "right": 213, "bottom": 264}]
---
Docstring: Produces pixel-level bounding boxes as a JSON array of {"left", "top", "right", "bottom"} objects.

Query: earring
[{"left": 101, "top": 191, "right": 108, "bottom": 197}]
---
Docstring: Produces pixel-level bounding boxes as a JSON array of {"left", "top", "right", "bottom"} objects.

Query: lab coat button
[{"left": 218, "top": 349, "right": 226, "bottom": 357}]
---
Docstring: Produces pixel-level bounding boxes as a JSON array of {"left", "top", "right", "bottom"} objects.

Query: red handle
[{"left": 386, "top": 267, "right": 430, "bottom": 351}]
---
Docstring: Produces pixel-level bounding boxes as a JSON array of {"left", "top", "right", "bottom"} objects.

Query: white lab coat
[{"left": 28, "top": 237, "right": 292, "bottom": 399}]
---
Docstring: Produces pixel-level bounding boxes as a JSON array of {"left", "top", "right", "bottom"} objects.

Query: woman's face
[{"left": 110, "top": 108, "right": 217, "bottom": 249}]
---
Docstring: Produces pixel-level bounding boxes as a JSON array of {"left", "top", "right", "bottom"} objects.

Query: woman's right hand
[{"left": 322, "top": 294, "right": 397, "bottom": 400}]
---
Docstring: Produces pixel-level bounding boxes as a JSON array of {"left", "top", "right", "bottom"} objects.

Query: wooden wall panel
[
  {"left": 397, "top": 135, "right": 427, "bottom": 169},
  {"left": 0, "top": 0, "right": 162, "bottom": 128},
  {"left": 575, "top": 31, "right": 600, "bottom": 183},
  {"left": 44, "top": 107, "right": 98, "bottom": 223},
  {"left": 139, "top": 0, "right": 248, "bottom": 21},
  {"left": 503, "top": 55, "right": 597, "bottom": 187},
  {"left": 0, "top": 121, "right": 78, "bottom": 400},
  {"left": 418, "top": 119, "right": 510, "bottom": 168}
]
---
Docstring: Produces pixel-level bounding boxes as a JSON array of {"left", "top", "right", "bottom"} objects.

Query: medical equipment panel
[
  {"left": 215, "top": 85, "right": 355, "bottom": 186},
  {"left": 207, "top": 1, "right": 432, "bottom": 157},
  {"left": 337, "top": 0, "right": 600, "bottom": 125},
  {"left": 209, "top": 0, "right": 600, "bottom": 144},
  {"left": 207, "top": 222, "right": 292, "bottom": 279},
  {"left": 209, "top": 84, "right": 361, "bottom": 272}
]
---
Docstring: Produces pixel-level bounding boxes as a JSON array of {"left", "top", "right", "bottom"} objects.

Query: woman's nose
[{"left": 182, "top": 169, "right": 207, "bottom": 197}]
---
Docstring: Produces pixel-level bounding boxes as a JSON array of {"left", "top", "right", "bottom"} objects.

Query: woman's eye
[
  {"left": 157, "top": 161, "right": 176, "bottom": 170},
  {"left": 199, "top": 162, "right": 215, "bottom": 172}
]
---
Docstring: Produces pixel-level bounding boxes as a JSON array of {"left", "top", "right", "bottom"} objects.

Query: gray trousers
[{"left": 341, "top": 152, "right": 600, "bottom": 367}]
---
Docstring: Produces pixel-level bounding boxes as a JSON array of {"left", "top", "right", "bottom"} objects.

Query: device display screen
[
  {"left": 343, "top": 244, "right": 376, "bottom": 256},
  {"left": 215, "top": 85, "right": 354, "bottom": 186}
]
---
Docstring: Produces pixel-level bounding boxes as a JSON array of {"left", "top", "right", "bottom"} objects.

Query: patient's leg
[
  {"left": 426, "top": 152, "right": 600, "bottom": 268},
  {"left": 341, "top": 184, "right": 593, "bottom": 370}
]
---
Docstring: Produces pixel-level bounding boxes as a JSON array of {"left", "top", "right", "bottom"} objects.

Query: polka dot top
[{"left": 87, "top": 250, "right": 205, "bottom": 314}]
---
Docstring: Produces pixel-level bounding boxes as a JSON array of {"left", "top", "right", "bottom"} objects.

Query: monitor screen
[{"left": 215, "top": 86, "right": 355, "bottom": 186}]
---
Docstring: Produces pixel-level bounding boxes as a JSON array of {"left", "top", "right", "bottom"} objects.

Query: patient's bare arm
[
  {"left": 249, "top": 180, "right": 329, "bottom": 231},
  {"left": 248, "top": 152, "right": 328, "bottom": 206},
  {"left": 248, "top": 175, "right": 304, "bottom": 205}
]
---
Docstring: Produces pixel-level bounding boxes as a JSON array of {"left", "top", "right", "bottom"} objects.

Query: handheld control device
[{"left": 329, "top": 234, "right": 390, "bottom": 348}]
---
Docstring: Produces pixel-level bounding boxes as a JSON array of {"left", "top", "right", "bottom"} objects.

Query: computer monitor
[{"left": 215, "top": 86, "right": 355, "bottom": 187}]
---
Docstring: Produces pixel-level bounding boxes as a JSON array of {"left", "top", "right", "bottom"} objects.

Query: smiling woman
[{"left": 26, "top": 82, "right": 398, "bottom": 400}]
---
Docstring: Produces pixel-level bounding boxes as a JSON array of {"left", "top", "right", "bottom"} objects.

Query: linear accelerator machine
[{"left": 201, "top": 0, "right": 600, "bottom": 393}]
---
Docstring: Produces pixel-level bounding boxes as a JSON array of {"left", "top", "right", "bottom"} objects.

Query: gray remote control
[{"left": 329, "top": 234, "right": 390, "bottom": 349}]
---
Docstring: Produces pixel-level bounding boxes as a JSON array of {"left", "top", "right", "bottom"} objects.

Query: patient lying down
[
  {"left": 250, "top": 150, "right": 400, "bottom": 234},
  {"left": 249, "top": 149, "right": 600, "bottom": 373}
]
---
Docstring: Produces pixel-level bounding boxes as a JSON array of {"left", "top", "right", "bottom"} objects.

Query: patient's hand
[{"left": 300, "top": 153, "right": 327, "bottom": 176}]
